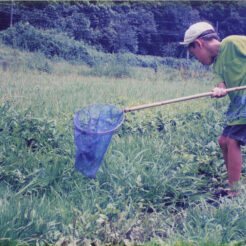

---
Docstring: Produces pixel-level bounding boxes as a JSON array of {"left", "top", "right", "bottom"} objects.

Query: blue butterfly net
[{"left": 74, "top": 104, "right": 124, "bottom": 178}]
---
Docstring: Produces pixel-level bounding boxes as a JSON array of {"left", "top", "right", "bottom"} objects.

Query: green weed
[{"left": 0, "top": 48, "right": 246, "bottom": 245}]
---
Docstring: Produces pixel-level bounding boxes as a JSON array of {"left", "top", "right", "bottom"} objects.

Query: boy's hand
[{"left": 211, "top": 86, "right": 227, "bottom": 98}]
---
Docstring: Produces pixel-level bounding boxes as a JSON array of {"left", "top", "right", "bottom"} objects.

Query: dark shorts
[{"left": 221, "top": 124, "right": 246, "bottom": 146}]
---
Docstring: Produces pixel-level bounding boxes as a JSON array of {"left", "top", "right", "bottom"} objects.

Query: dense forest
[{"left": 0, "top": 1, "right": 246, "bottom": 58}]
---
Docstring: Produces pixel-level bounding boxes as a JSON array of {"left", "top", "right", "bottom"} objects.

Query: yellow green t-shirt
[{"left": 213, "top": 35, "right": 246, "bottom": 125}]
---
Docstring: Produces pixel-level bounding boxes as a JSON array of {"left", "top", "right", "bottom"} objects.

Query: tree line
[{"left": 0, "top": 1, "right": 246, "bottom": 58}]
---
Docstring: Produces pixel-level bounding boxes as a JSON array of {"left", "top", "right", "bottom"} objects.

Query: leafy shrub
[
  {"left": 87, "top": 49, "right": 161, "bottom": 68},
  {"left": 118, "top": 105, "right": 224, "bottom": 138},
  {"left": 161, "top": 42, "right": 180, "bottom": 57},
  {"left": 82, "top": 52, "right": 134, "bottom": 78},
  {"left": 0, "top": 41, "right": 53, "bottom": 73},
  {"left": 88, "top": 61, "right": 132, "bottom": 78},
  {"left": 87, "top": 49, "right": 209, "bottom": 78},
  {"left": 0, "top": 22, "right": 93, "bottom": 65},
  {"left": 0, "top": 22, "right": 210, "bottom": 76},
  {"left": 25, "top": 51, "right": 53, "bottom": 73},
  {"left": 0, "top": 101, "right": 71, "bottom": 193},
  {"left": 0, "top": 102, "right": 58, "bottom": 152}
]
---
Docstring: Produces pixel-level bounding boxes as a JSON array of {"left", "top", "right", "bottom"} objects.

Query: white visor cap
[{"left": 180, "top": 22, "right": 215, "bottom": 46}]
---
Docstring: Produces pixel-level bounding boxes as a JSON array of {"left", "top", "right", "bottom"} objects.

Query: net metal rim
[{"left": 74, "top": 103, "right": 125, "bottom": 135}]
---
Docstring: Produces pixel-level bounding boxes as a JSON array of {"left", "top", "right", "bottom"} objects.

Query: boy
[{"left": 180, "top": 22, "right": 246, "bottom": 196}]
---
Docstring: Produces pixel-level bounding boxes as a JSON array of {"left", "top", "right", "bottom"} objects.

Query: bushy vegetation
[
  {"left": 0, "top": 23, "right": 209, "bottom": 80},
  {"left": 1, "top": 1, "right": 246, "bottom": 56},
  {"left": 0, "top": 22, "right": 93, "bottom": 65}
]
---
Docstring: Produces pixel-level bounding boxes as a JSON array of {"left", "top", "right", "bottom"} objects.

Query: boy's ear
[{"left": 195, "top": 39, "right": 204, "bottom": 48}]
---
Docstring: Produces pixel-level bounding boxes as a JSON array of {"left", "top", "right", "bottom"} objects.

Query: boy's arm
[{"left": 211, "top": 82, "right": 227, "bottom": 98}]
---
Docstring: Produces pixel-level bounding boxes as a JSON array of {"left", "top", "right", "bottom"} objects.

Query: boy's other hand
[{"left": 211, "top": 87, "right": 227, "bottom": 98}]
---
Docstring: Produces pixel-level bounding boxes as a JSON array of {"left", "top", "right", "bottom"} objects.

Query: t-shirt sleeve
[{"left": 213, "top": 36, "right": 246, "bottom": 88}]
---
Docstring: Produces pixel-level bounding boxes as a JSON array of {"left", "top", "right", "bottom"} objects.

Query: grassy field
[{"left": 1, "top": 46, "right": 246, "bottom": 245}]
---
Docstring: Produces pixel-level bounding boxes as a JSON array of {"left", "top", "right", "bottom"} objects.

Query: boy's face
[{"left": 188, "top": 39, "right": 216, "bottom": 65}]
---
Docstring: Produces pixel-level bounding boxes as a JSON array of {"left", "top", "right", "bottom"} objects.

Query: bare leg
[
  {"left": 227, "top": 138, "right": 242, "bottom": 187},
  {"left": 218, "top": 136, "right": 242, "bottom": 196},
  {"left": 218, "top": 136, "right": 228, "bottom": 171}
]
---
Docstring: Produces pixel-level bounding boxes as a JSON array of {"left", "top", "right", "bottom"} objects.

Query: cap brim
[{"left": 179, "top": 41, "right": 190, "bottom": 46}]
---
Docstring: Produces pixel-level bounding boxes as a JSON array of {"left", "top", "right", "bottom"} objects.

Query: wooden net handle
[{"left": 124, "top": 85, "right": 246, "bottom": 113}]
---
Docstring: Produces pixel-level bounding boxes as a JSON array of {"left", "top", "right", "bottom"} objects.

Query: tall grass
[{"left": 0, "top": 46, "right": 246, "bottom": 245}]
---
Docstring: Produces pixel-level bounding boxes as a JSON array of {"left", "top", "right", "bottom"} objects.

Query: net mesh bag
[{"left": 74, "top": 104, "right": 124, "bottom": 178}]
